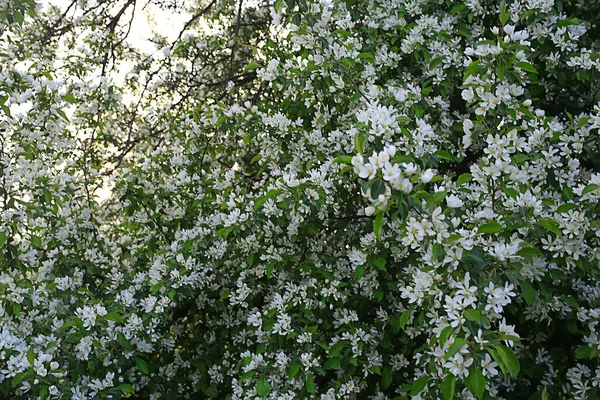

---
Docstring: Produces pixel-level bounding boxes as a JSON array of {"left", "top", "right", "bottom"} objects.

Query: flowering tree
[{"left": 1, "top": 0, "right": 600, "bottom": 398}]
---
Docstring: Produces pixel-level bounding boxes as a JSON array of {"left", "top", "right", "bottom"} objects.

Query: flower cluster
[{"left": 1, "top": 0, "right": 600, "bottom": 399}]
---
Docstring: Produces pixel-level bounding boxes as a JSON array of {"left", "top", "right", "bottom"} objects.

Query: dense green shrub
[{"left": 1, "top": 0, "right": 600, "bottom": 398}]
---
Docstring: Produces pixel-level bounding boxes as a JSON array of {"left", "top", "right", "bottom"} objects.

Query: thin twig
[{"left": 172, "top": 0, "right": 218, "bottom": 45}]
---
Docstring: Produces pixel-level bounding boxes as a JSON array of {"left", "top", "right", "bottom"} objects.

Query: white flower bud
[{"left": 421, "top": 169, "right": 435, "bottom": 183}]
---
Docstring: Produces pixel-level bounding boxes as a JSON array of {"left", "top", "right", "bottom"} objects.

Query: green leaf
[
  {"left": 354, "top": 133, "right": 366, "bottom": 154},
  {"left": 464, "top": 367, "right": 485, "bottom": 399},
  {"left": 432, "top": 243, "right": 443, "bottom": 262},
  {"left": 427, "top": 190, "right": 447, "bottom": 209},
  {"left": 556, "top": 203, "right": 577, "bottom": 214},
  {"left": 217, "top": 115, "right": 228, "bottom": 126},
  {"left": 325, "top": 338, "right": 342, "bottom": 353},
  {"left": 496, "top": 64, "right": 505, "bottom": 81},
  {"left": 575, "top": 346, "right": 590, "bottom": 360},
  {"left": 13, "top": 10, "right": 25, "bottom": 24},
  {"left": 440, "top": 375, "right": 456, "bottom": 400},
  {"left": 518, "top": 107, "right": 535, "bottom": 119},
  {"left": 289, "top": 363, "right": 301, "bottom": 379},
  {"left": 30, "top": 235, "right": 41, "bottom": 247},
  {"left": 27, "top": 347, "right": 35, "bottom": 365},
  {"left": 266, "top": 263, "right": 275, "bottom": 278},
  {"left": 369, "top": 366, "right": 381, "bottom": 375},
  {"left": 373, "top": 212, "right": 383, "bottom": 240},
  {"left": 0, "top": 231, "right": 7, "bottom": 246},
  {"left": 254, "top": 189, "right": 284, "bottom": 210},
  {"left": 105, "top": 312, "right": 124, "bottom": 323},
  {"left": 335, "top": 155, "right": 353, "bottom": 165},
  {"left": 517, "top": 246, "right": 543, "bottom": 257},
  {"left": 541, "top": 386, "right": 549, "bottom": 400},
  {"left": 561, "top": 295, "right": 579, "bottom": 309},
  {"left": 519, "top": 280, "right": 536, "bottom": 305},
  {"left": 430, "top": 57, "right": 443, "bottom": 69},
  {"left": 117, "top": 332, "right": 131, "bottom": 349},
  {"left": 536, "top": 218, "right": 562, "bottom": 236},
  {"left": 464, "top": 309, "right": 481, "bottom": 323},
  {"left": 557, "top": 18, "right": 580, "bottom": 27},
  {"left": 371, "top": 181, "right": 386, "bottom": 199},
  {"left": 334, "top": 29, "right": 352, "bottom": 37},
  {"left": 306, "top": 373, "right": 315, "bottom": 394},
  {"left": 239, "top": 370, "right": 255, "bottom": 382},
  {"left": 150, "top": 282, "right": 164, "bottom": 295},
  {"left": 390, "top": 314, "right": 402, "bottom": 333},
  {"left": 60, "top": 318, "right": 82, "bottom": 332},
  {"left": 45, "top": 341, "right": 58, "bottom": 352},
  {"left": 12, "top": 371, "right": 31, "bottom": 388},
  {"left": 356, "top": 264, "right": 366, "bottom": 280},
  {"left": 220, "top": 291, "right": 231, "bottom": 300},
  {"left": 357, "top": 52, "right": 375, "bottom": 62},
  {"left": 12, "top": 303, "right": 21, "bottom": 317},
  {"left": 216, "top": 226, "right": 233, "bottom": 237},
  {"left": 487, "top": 348, "right": 506, "bottom": 376},
  {"left": 464, "top": 61, "right": 481, "bottom": 80},
  {"left": 457, "top": 173, "right": 473, "bottom": 186},
  {"left": 136, "top": 358, "right": 149, "bottom": 375},
  {"left": 373, "top": 257, "right": 387, "bottom": 271},
  {"left": 61, "top": 93, "right": 77, "bottom": 103},
  {"left": 450, "top": 3, "right": 467, "bottom": 13},
  {"left": 324, "top": 357, "right": 340, "bottom": 370},
  {"left": 445, "top": 337, "right": 467, "bottom": 360},
  {"left": 512, "top": 154, "right": 530, "bottom": 164},
  {"left": 435, "top": 150, "right": 454, "bottom": 162},
  {"left": 244, "top": 62, "right": 261, "bottom": 71},
  {"left": 382, "top": 367, "right": 393, "bottom": 390},
  {"left": 478, "top": 221, "right": 503, "bottom": 234},
  {"left": 256, "top": 379, "right": 271, "bottom": 397},
  {"left": 515, "top": 61, "right": 538, "bottom": 74},
  {"left": 399, "top": 308, "right": 412, "bottom": 330},
  {"left": 456, "top": 23, "right": 471, "bottom": 37},
  {"left": 410, "top": 376, "right": 430, "bottom": 396},
  {"left": 118, "top": 383, "right": 135, "bottom": 394},
  {"left": 439, "top": 326, "right": 453, "bottom": 347},
  {"left": 494, "top": 345, "right": 520, "bottom": 376},
  {"left": 582, "top": 184, "right": 599, "bottom": 196}
]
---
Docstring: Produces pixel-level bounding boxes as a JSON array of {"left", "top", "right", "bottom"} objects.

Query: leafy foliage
[{"left": 1, "top": 0, "right": 600, "bottom": 398}]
